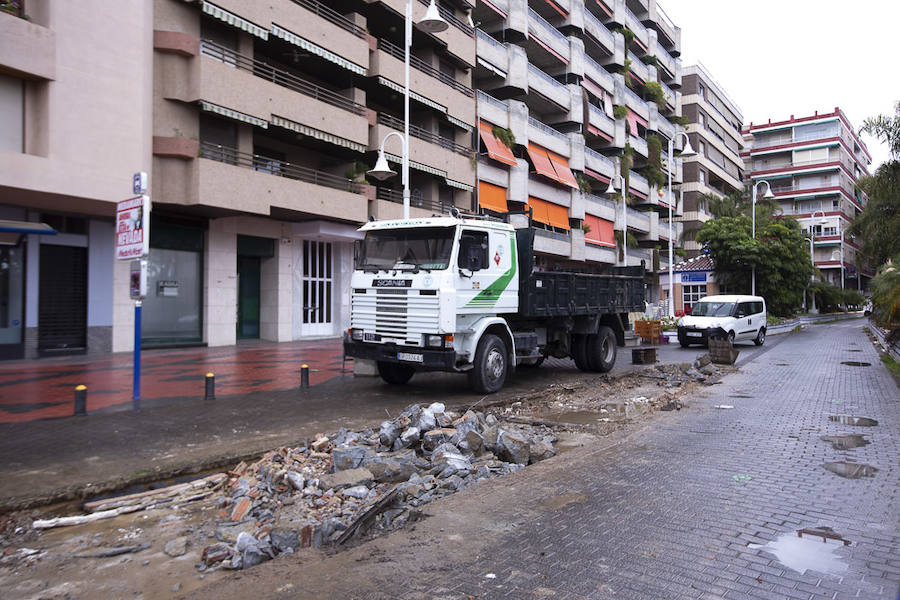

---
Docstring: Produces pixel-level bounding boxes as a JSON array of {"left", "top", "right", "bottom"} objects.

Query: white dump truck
[{"left": 343, "top": 211, "right": 645, "bottom": 393}]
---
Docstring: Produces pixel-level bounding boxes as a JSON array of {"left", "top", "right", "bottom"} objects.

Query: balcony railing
[
  {"left": 199, "top": 142, "right": 364, "bottom": 194},
  {"left": 534, "top": 227, "right": 571, "bottom": 242},
  {"left": 585, "top": 146, "right": 615, "bottom": 170},
  {"left": 476, "top": 28, "right": 506, "bottom": 51},
  {"left": 200, "top": 40, "right": 366, "bottom": 115},
  {"left": 416, "top": 0, "right": 474, "bottom": 36},
  {"left": 584, "top": 54, "right": 615, "bottom": 91},
  {"left": 477, "top": 89, "right": 509, "bottom": 111},
  {"left": 527, "top": 7, "right": 569, "bottom": 56},
  {"left": 528, "top": 117, "right": 569, "bottom": 144},
  {"left": 290, "top": 0, "right": 366, "bottom": 38},
  {"left": 528, "top": 64, "right": 569, "bottom": 96},
  {"left": 377, "top": 186, "right": 447, "bottom": 213},
  {"left": 584, "top": 8, "right": 615, "bottom": 51},
  {"left": 377, "top": 113, "right": 472, "bottom": 156},
  {"left": 378, "top": 38, "right": 474, "bottom": 97},
  {"left": 586, "top": 193, "right": 616, "bottom": 211}
]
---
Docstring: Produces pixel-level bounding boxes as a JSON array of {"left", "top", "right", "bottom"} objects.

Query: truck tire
[
  {"left": 468, "top": 334, "right": 508, "bottom": 394},
  {"left": 572, "top": 334, "right": 591, "bottom": 372},
  {"left": 587, "top": 326, "right": 617, "bottom": 372},
  {"left": 377, "top": 361, "right": 415, "bottom": 385}
]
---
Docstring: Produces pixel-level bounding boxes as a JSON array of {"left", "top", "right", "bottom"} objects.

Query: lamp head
[
  {"left": 763, "top": 187, "right": 775, "bottom": 199},
  {"left": 680, "top": 138, "right": 695, "bottom": 157},
  {"left": 417, "top": 1, "right": 449, "bottom": 33},
  {"left": 605, "top": 179, "right": 617, "bottom": 195},
  {"left": 366, "top": 150, "right": 397, "bottom": 181}
]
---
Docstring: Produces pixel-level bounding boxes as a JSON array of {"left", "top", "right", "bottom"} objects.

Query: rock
[
  {"left": 684, "top": 367, "right": 705, "bottom": 380},
  {"left": 423, "top": 428, "right": 457, "bottom": 450},
  {"left": 242, "top": 545, "right": 268, "bottom": 569},
  {"left": 431, "top": 443, "right": 472, "bottom": 475},
  {"left": 317, "top": 468, "right": 374, "bottom": 491},
  {"left": 285, "top": 471, "right": 305, "bottom": 491},
  {"left": 417, "top": 410, "right": 437, "bottom": 432},
  {"left": 427, "top": 402, "right": 446, "bottom": 415},
  {"left": 465, "top": 430, "right": 485, "bottom": 455},
  {"left": 362, "top": 450, "right": 418, "bottom": 482},
  {"left": 332, "top": 445, "right": 372, "bottom": 471},
  {"left": 270, "top": 528, "right": 299, "bottom": 554},
  {"left": 379, "top": 420, "right": 400, "bottom": 448},
  {"left": 529, "top": 438, "right": 556, "bottom": 463},
  {"left": 202, "top": 543, "right": 231, "bottom": 566},
  {"left": 699, "top": 363, "right": 716, "bottom": 375},
  {"left": 399, "top": 427, "right": 420, "bottom": 447},
  {"left": 482, "top": 426, "right": 499, "bottom": 451},
  {"left": 341, "top": 485, "right": 371, "bottom": 499},
  {"left": 310, "top": 436, "right": 332, "bottom": 453},
  {"left": 401, "top": 483, "right": 424, "bottom": 499},
  {"left": 439, "top": 475, "right": 464, "bottom": 491},
  {"left": 497, "top": 430, "right": 530, "bottom": 465},
  {"left": 696, "top": 354, "right": 712, "bottom": 367},
  {"left": 235, "top": 532, "right": 257, "bottom": 554},
  {"left": 215, "top": 521, "right": 257, "bottom": 544},
  {"left": 485, "top": 414, "right": 498, "bottom": 427},
  {"left": 332, "top": 428, "right": 364, "bottom": 446},
  {"left": 164, "top": 536, "right": 188, "bottom": 558}
]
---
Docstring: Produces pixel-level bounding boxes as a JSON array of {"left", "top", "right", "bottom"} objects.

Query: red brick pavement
[{"left": 0, "top": 338, "right": 349, "bottom": 423}]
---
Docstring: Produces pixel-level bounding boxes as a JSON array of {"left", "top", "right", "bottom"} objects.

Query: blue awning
[{"left": 0, "top": 220, "right": 57, "bottom": 245}]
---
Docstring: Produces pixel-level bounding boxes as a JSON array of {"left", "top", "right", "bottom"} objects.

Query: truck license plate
[
  {"left": 687, "top": 331, "right": 702, "bottom": 337},
  {"left": 397, "top": 352, "right": 423, "bottom": 363}
]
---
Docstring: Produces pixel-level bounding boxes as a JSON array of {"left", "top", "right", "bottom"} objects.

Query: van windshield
[
  {"left": 357, "top": 226, "right": 455, "bottom": 272},
  {"left": 691, "top": 301, "right": 735, "bottom": 317}
]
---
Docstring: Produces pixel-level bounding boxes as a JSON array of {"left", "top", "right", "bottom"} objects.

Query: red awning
[
  {"left": 584, "top": 214, "right": 615, "bottom": 247},
  {"left": 547, "top": 152, "right": 579, "bottom": 189},
  {"left": 478, "top": 181, "right": 508, "bottom": 213},
  {"left": 527, "top": 144, "right": 559, "bottom": 181},
  {"left": 478, "top": 121, "right": 517, "bottom": 166},
  {"left": 528, "top": 197, "right": 570, "bottom": 230}
]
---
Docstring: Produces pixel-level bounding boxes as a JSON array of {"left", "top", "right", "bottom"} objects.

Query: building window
[
  {"left": 0, "top": 73, "right": 24, "bottom": 153},
  {"left": 698, "top": 141, "right": 706, "bottom": 156},
  {"left": 683, "top": 284, "right": 707, "bottom": 311},
  {"left": 832, "top": 198, "right": 840, "bottom": 210},
  {"left": 698, "top": 82, "right": 705, "bottom": 99},
  {"left": 698, "top": 170, "right": 706, "bottom": 185}
]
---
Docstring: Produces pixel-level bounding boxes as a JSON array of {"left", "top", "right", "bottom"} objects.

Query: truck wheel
[
  {"left": 587, "top": 326, "right": 617, "bottom": 372},
  {"left": 754, "top": 327, "right": 766, "bottom": 346},
  {"left": 468, "top": 334, "right": 508, "bottom": 394},
  {"left": 572, "top": 334, "right": 591, "bottom": 372},
  {"left": 377, "top": 361, "right": 415, "bottom": 385}
]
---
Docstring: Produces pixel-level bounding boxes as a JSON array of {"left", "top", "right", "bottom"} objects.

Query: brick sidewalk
[{"left": 0, "top": 338, "right": 348, "bottom": 423}]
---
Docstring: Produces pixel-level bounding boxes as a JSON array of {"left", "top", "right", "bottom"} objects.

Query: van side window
[
  {"left": 754, "top": 301, "right": 763, "bottom": 314},
  {"left": 736, "top": 302, "right": 752, "bottom": 316}
]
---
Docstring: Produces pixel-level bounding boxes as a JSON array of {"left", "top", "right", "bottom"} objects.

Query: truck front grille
[{"left": 351, "top": 289, "right": 441, "bottom": 345}]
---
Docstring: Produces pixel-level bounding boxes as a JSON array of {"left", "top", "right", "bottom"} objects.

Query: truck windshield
[
  {"left": 691, "top": 301, "right": 736, "bottom": 317},
  {"left": 357, "top": 227, "right": 455, "bottom": 271}
]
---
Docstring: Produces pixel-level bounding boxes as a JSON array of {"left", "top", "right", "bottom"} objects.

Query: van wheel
[
  {"left": 377, "top": 361, "right": 415, "bottom": 385},
  {"left": 587, "top": 326, "right": 617, "bottom": 372},
  {"left": 572, "top": 334, "right": 591, "bottom": 372},
  {"left": 679, "top": 339, "right": 691, "bottom": 348},
  {"left": 468, "top": 334, "right": 508, "bottom": 394},
  {"left": 727, "top": 330, "right": 735, "bottom": 343},
  {"left": 754, "top": 328, "right": 766, "bottom": 346}
]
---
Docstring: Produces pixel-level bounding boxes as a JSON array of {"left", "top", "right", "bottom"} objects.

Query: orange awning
[
  {"left": 547, "top": 152, "right": 579, "bottom": 189},
  {"left": 527, "top": 144, "right": 559, "bottom": 181},
  {"left": 584, "top": 214, "right": 615, "bottom": 246},
  {"left": 478, "top": 122, "right": 517, "bottom": 166},
  {"left": 546, "top": 202, "right": 570, "bottom": 230},
  {"left": 528, "top": 197, "right": 570, "bottom": 230},
  {"left": 478, "top": 181, "right": 508, "bottom": 213}
]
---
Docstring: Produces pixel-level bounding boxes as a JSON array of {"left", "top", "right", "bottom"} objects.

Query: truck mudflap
[{"left": 343, "top": 341, "right": 457, "bottom": 370}]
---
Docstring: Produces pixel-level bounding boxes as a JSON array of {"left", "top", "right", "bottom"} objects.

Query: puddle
[
  {"left": 748, "top": 531, "right": 849, "bottom": 575},
  {"left": 846, "top": 349, "right": 862, "bottom": 353},
  {"left": 824, "top": 461, "right": 878, "bottom": 479},
  {"left": 840, "top": 361, "right": 871, "bottom": 366},
  {"left": 538, "top": 492, "right": 590, "bottom": 510},
  {"left": 829, "top": 415, "right": 878, "bottom": 427},
  {"left": 820, "top": 434, "right": 870, "bottom": 450}
]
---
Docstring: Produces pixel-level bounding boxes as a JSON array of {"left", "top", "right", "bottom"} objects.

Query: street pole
[
  {"left": 666, "top": 133, "right": 693, "bottom": 317},
  {"left": 751, "top": 180, "right": 773, "bottom": 296},
  {"left": 402, "top": 0, "right": 411, "bottom": 219},
  {"left": 622, "top": 174, "right": 628, "bottom": 267},
  {"left": 133, "top": 301, "right": 141, "bottom": 408}
]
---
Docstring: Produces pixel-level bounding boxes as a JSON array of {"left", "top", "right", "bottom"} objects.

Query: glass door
[
  {"left": 300, "top": 240, "right": 333, "bottom": 337},
  {"left": 0, "top": 245, "right": 24, "bottom": 359}
]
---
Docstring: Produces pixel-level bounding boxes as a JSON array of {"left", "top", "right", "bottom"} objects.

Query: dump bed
[{"left": 515, "top": 229, "right": 644, "bottom": 318}]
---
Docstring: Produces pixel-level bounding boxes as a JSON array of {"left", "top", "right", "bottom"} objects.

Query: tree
[
  {"left": 861, "top": 100, "right": 900, "bottom": 159},
  {"left": 696, "top": 210, "right": 814, "bottom": 317}
]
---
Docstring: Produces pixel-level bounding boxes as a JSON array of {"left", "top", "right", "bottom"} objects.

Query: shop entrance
[{"left": 38, "top": 244, "right": 87, "bottom": 355}]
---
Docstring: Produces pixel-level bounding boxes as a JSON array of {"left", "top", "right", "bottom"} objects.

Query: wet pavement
[{"left": 188, "top": 318, "right": 900, "bottom": 599}]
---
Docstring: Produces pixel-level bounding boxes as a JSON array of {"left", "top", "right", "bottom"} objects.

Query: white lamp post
[
  {"left": 666, "top": 132, "right": 694, "bottom": 317},
  {"left": 803, "top": 234, "right": 815, "bottom": 312},
  {"left": 750, "top": 179, "right": 774, "bottom": 295},
  {"left": 367, "top": 1, "right": 447, "bottom": 219},
  {"left": 606, "top": 174, "right": 628, "bottom": 266}
]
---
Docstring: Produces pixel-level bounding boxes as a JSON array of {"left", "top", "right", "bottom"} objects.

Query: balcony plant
[
  {"left": 576, "top": 174, "right": 592, "bottom": 194},
  {"left": 643, "top": 81, "right": 668, "bottom": 111},
  {"left": 492, "top": 126, "right": 516, "bottom": 150}
]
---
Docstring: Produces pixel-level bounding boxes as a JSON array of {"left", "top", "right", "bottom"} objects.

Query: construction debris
[{"left": 194, "top": 402, "right": 558, "bottom": 570}]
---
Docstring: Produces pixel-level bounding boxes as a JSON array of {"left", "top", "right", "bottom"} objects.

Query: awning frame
[
  {"left": 271, "top": 115, "right": 366, "bottom": 153},
  {"left": 200, "top": 101, "right": 268, "bottom": 128},
  {"left": 271, "top": 24, "right": 366, "bottom": 75},
  {"left": 202, "top": 2, "right": 268, "bottom": 40}
]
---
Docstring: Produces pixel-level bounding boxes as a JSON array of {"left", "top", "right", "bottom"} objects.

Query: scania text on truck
[{"left": 343, "top": 211, "right": 645, "bottom": 393}]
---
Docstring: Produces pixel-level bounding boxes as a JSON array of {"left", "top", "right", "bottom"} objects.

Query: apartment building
[
  {"left": 744, "top": 108, "right": 872, "bottom": 292},
  {"left": 0, "top": 0, "right": 477, "bottom": 359},
  {"left": 679, "top": 63, "right": 745, "bottom": 257},
  {"left": 472, "top": 0, "right": 685, "bottom": 277}
]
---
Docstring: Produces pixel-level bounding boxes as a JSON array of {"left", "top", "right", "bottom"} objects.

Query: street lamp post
[
  {"left": 750, "top": 179, "right": 774, "bottom": 295},
  {"left": 367, "top": 1, "right": 447, "bottom": 219},
  {"left": 666, "top": 132, "right": 694, "bottom": 317},
  {"left": 803, "top": 234, "right": 815, "bottom": 312},
  {"left": 605, "top": 174, "right": 628, "bottom": 267}
]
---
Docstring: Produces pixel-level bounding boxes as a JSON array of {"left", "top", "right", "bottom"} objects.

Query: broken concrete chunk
[
  {"left": 201, "top": 543, "right": 232, "bottom": 566},
  {"left": 164, "top": 536, "right": 188, "bottom": 558},
  {"left": 699, "top": 363, "right": 716, "bottom": 375},
  {"left": 310, "top": 436, "right": 332, "bottom": 453},
  {"left": 317, "top": 468, "right": 374, "bottom": 491},
  {"left": 465, "top": 430, "right": 484, "bottom": 455},
  {"left": 696, "top": 354, "right": 712, "bottom": 367},
  {"left": 422, "top": 428, "right": 457, "bottom": 450},
  {"left": 285, "top": 471, "right": 305, "bottom": 491},
  {"left": 529, "top": 438, "right": 556, "bottom": 463},
  {"left": 341, "top": 486, "right": 371, "bottom": 499},
  {"left": 399, "top": 427, "right": 420, "bottom": 447},
  {"left": 362, "top": 450, "right": 418, "bottom": 482},
  {"left": 332, "top": 446, "right": 372, "bottom": 471},
  {"left": 379, "top": 421, "right": 401, "bottom": 448},
  {"left": 427, "top": 402, "right": 446, "bottom": 415},
  {"left": 270, "top": 528, "right": 299, "bottom": 554},
  {"left": 497, "top": 430, "right": 530, "bottom": 465},
  {"left": 482, "top": 426, "right": 499, "bottom": 451}
]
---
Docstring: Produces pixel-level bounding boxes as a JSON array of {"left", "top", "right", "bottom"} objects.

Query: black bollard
[
  {"left": 300, "top": 364, "right": 309, "bottom": 389},
  {"left": 204, "top": 372, "right": 215, "bottom": 400},
  {"left": 74, "top": 385, "right": 87, "bottom": 416}
]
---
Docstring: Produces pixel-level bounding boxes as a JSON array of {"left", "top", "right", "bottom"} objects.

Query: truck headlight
[
  {"left": 425, "top": 334, "right": 444, "bottom": 348},
  {"left": 350, "top": 328, "right": 364, "bottom": 341}
]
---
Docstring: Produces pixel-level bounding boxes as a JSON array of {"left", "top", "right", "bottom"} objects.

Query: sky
[{"left": 659, "top": 0, "right": 899, "bottom": 169}]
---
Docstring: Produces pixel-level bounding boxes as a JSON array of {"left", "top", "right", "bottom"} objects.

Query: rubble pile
[{"left": 200, "top": 402, "right": 558, "bottom": 571}]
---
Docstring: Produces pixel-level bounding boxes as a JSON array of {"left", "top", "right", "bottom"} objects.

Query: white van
[{"left": 677, "top": 295, "right": 767, "bottom": 348}]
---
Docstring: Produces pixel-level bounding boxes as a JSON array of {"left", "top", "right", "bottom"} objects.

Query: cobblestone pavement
[{"left": 192, "top": 319, "right": 899, "bottom": 600}]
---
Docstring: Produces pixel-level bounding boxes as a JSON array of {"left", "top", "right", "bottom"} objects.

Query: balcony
[
  {"left": 0, "top": 8, "right": 55, "bottom": 80},
  {"left": 373, "top": 114, "right": 474, "bottom": 184},
  {"left": 476, "top": 29, "right": 509, "bottom": 76},
  {"left": 605, "top": 0, "right": 649, "bottom": 51},
  {"left": 526, "top": 7, "right": 570, "bottom": 65},
  {"left": 527, "top": 64, "right": 571, "bottom": 111},
  {"left": 586, "top": 243, "right": 617, "bottom": 265},
  {"left": 585, "top": 147, "right": 616, "bottom": 180},
  {"left": 528, "top": 117, "right": 570, "bottom": 157},
  {"left": 534, "top": 228, "right": 572, "bottom": 256},
  {"left": 643, "top": 0, "right": 680, "bottom": 56},
  {"left": 626, "top": 206, "right": 650, "bottom": 232},
  {"left": 377, "top": 0, "right": 475, "bottom": 65},
  {"left": 584, "top": 54, "right": 615, "bottom": 95},
  {"left": 161, "top": 142, "right": 369, "bottom": 221},
  {"left": 476, "top": 90, "right": 511, "bottom": 130},
  {"left": 584, "top": 8, "right": 617, "bottom": 58},
  {"left": 620, "top": 83, "right": 650, "bottom": 122},
  {"left": 376, "top": 187, "right": 449, "bottom": 215},
  {"left": 630, "top": 55, "right": 650, "bottom": 85},
  {"left": 585, "top": 193, "right": 617, "bottom": 222}
]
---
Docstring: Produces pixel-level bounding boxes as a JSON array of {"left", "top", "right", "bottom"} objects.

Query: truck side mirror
[{"left": 467, "top": 245, "right": 483, "bottom": 271}]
